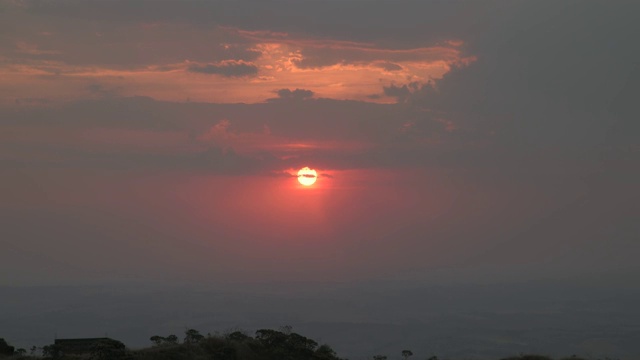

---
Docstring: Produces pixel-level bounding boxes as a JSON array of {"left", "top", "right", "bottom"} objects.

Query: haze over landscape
[{"left": 1, "top": 1, "right": 639, "bottom": 359}]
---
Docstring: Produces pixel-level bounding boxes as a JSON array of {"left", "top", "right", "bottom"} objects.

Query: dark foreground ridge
[{"left": 0, "top": 333, "right": 606, "bottom": 360}]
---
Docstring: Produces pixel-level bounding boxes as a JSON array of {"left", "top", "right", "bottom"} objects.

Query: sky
[{"left": 1, "top": 0, "right": 639, "bottom": 288}]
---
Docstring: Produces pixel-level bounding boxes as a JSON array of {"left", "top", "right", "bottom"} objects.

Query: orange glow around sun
[{"left": 297, "top": 167, "right": 318, "bottom": 186}]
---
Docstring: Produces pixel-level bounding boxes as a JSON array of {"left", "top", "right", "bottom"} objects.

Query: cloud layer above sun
[
  {"left": 2, "top": 0, "right": 638, "bottom": 176},
  {"left": 0, "top": 4, "right": 473, "bottom": 104}
]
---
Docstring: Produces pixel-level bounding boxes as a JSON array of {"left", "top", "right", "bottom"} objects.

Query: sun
[{"left": 297, "top": 167, "right": 318, "bottom": 186}]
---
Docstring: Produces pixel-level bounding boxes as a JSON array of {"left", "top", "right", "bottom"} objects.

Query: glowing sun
[{"left": 297, "top": 167, "right": 318, "bottom": 186}]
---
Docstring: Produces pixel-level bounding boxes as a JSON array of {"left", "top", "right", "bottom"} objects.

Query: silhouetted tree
[
  {"left": 500, "top": 356, "right": 552, "bottom": 360},
  {"left": 373, "top": 355, "right": 388, "bottom": 360},
  {"left": 315, "top": 344, "right": 338, "bottom": 360},
  {"left": 165, "top": 335, "right": 179, "bottom": 344},
  {"left": 42, "top": 344, "right": 61, "bottom": 359},
  {"left": 255, "top": 329, "right": 288, "bottom": 348},
  {"left": 254, "top": 328, "right": 324, "bottom": 360},
  {"left": 150, "top": 336, "right": 165, "bottom": 346},
  {"left": 287, "top": 332, "right": 318, "bottom": 353},
  {"left": 15, "top": 348, "right": 27, "bottom": 357},
  {"left": 402, "top": 350, "right": 413, "bottom": 360},
  {"left": 90, "top": 338, "right": 126, "bottom": 360},
  {"left": 184, "top": 329, "right": 204, "bottom": 344},
  {"left": 226, "top": 331, "right": 251, "bottom": 342}
]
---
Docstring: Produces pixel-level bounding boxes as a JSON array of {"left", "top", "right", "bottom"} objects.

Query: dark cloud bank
[{"left": 188, "top": 61, "right": 259, "bottom": 77}]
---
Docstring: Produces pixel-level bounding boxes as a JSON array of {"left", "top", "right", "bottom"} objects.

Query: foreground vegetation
[
  {"left": 0, "top": 331, "right": 611, "bottom": 360},
  {"left": 1, "top": 329, "right": 342, "bottom": 360}
]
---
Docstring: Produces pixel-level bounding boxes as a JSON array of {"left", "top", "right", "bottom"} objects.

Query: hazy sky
[{"left": 1, "top": 0, "right": 638, "bottom": 286}]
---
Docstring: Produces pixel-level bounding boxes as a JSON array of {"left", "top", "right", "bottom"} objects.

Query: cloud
[
  {"left": 375, "top": 62, "right": 403, "bottom": 71},
  {"left": 269, "top": 88, "right": 314, "bottom": 101},
  {"left": 0, "top": 136, "right": 271, "bottom": 176},
  {"left": 20, "top": 1, "right": 496, "bottom": 55},
  {"left": 0, "top": 94, "right": 472, "bottom": 176},
  {"left": 87, "top": 83, "right": 122, "bottom": 98},
  {"left": 267, "top": 170, "right": 297, "bottom": 178},
  {"left": 196, "top": 119, "right": 231, "bottom": 142},
  {"left": 2, "top": 1, "right": 639, "bottom": 176},
  {"left": 290, "top": 44, "right": 464, "bottom": 70},
  {"left": 382, "top": 82, "right": 424, "bottom": 104},
  {"left": 14, "top": 97, "right": 49, "bottom": 105},
  {"left": 267, "top": 170, "right": 333, "bottom": 178},
  {"left": 0, "top": 2, "right": 475, "bottom": 105},
  {"left": 187, "top": 60, "right": 258, "bottom": 77}
]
